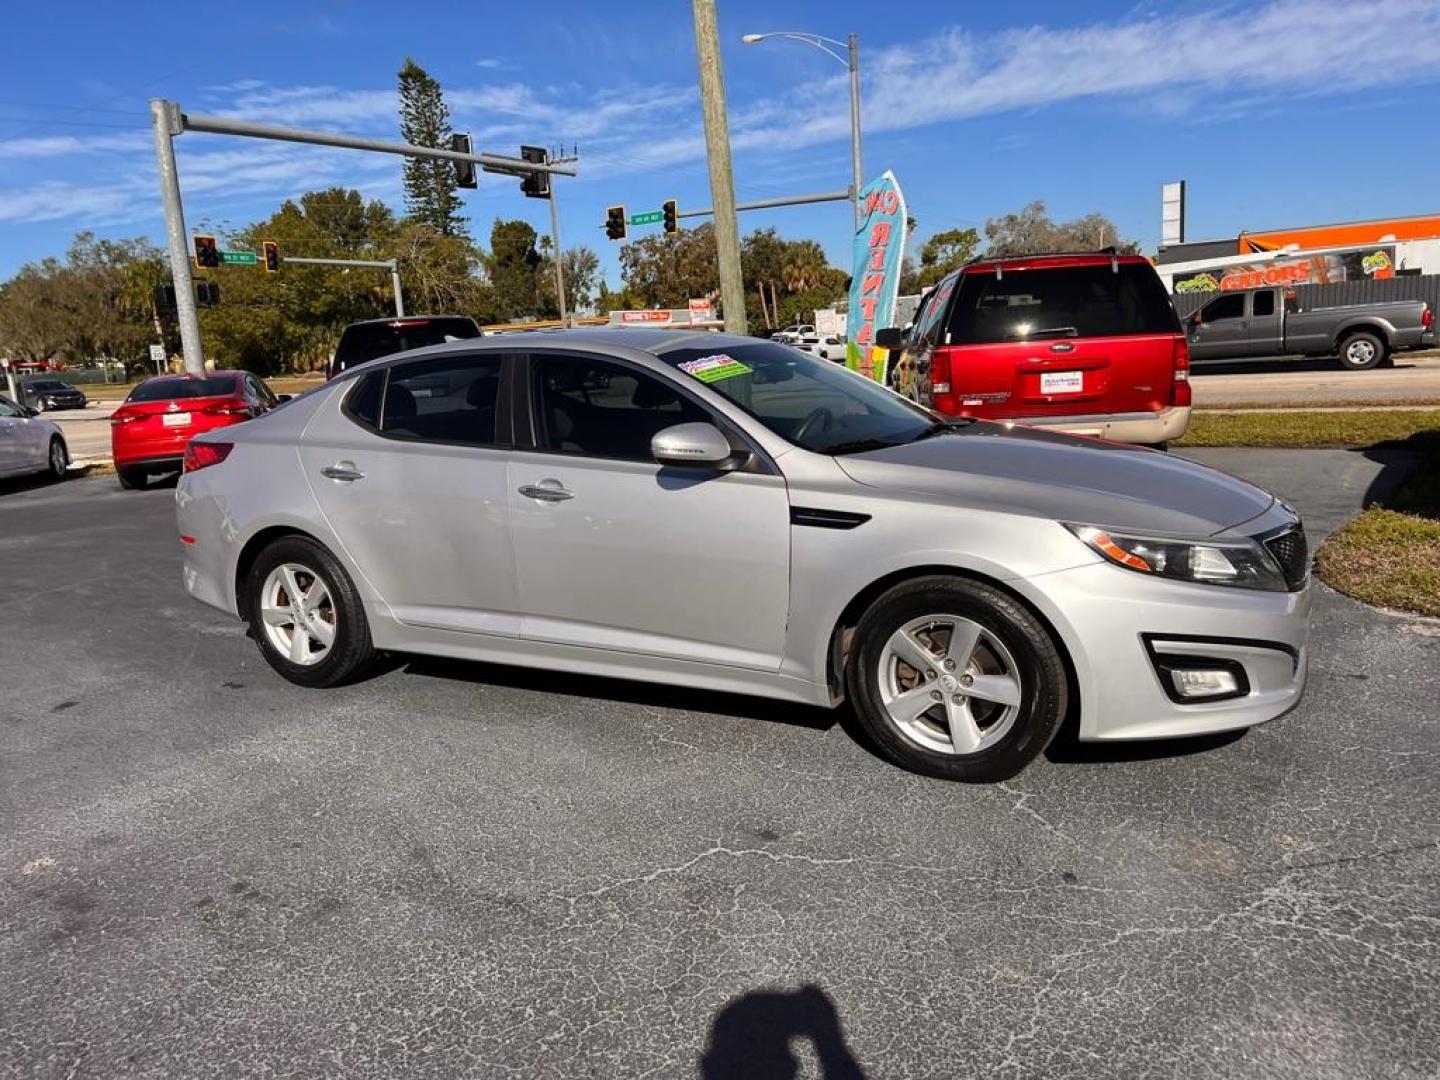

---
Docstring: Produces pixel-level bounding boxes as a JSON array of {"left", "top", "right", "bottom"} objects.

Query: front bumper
[
  {"left": 1030, "top": 560, "right": 1311, "bottom": 741},
  {"left": 1016, "top": 405, "right": 1191, "bottom": 445}
]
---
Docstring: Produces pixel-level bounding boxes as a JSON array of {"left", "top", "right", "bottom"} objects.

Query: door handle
[
  {"left": 519, "top": 481, "right": 574, "bottom": 502},
  {"left": 321, "top": 462, "right": 365, "bottom": 482}
]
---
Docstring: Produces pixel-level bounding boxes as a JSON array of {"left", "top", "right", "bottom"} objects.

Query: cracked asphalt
[{"left": 2, "top": 450, "right": 1437, "bottom": 1079}]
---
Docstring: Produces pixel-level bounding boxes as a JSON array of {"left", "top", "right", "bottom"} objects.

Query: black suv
[{"left": 327, "top": 316, "right": 483, "bottom": 379}]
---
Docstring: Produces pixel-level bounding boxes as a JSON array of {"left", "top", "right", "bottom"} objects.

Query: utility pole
[
  {"left": 691, "top": 0, "right": 747, "bottom": 334},
  {"left": 150, "top": 99, "right": 206, "bottom": 375},
  {"left": 848, "top": 33, "right": 863, "bottom": 229}
]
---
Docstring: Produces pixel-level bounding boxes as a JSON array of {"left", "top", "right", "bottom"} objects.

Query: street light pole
[
  {"left": 150, "top": 99, "right": 206, "bottom": 375},
  {"left": 692, "top": 0, "right": 748, "bottom": 335},
  {"left": 742, "top": 30, "right": 863, "bottom": 228}
]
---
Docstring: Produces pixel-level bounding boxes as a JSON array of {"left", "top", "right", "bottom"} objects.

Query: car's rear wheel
[
  {"left": 845, "top": 576, "right": 1068, "bottom": 782},
  {"left": 1337, "top": 331, "right": 1387, "bottom": 371},
  {"left": 116, "top": 466, "right": 146, "bottom": 490},
  {"left": 245, "top": 536, "right": 374, "bottom": 688},
  {"left": 46, "top": 437, "right": 68, "bottom": 480}
]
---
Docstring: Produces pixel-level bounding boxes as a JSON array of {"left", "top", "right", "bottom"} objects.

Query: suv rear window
[
  {"left": 947, "top": 264, "right": 1179, "bottom": 344},
  {"left": 128, "top": 376, "right": 239, "bottom": 402},
  {"left": 331, "top": 317, "right": 481, "bottom": 375}
]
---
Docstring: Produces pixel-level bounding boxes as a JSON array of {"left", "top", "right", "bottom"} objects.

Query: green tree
[
  {"left": 915, "top": 226, "right": 980, "bottom": 288},
  {"left": 485, "top": 218, "right": 542, "bottom": 320},
  {"left": 537, "top": 239, "right": 601, "bottom": 316},
  {"left": 983, "top": 201, "right": 1138, "bottom": 257},
  {"left": 398, "top": 58, "right": 466, "bottom": 238},
  {"left": 619, "top": 224, "right": 720, "bottom": 309}
]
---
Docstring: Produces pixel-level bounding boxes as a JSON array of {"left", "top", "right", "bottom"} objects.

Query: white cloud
[
  {"left": 0, "top": 181, "right": 132, "bottom": 224},
  {"left": 474, "top": 58, "right": 504, "bottom": 70}
]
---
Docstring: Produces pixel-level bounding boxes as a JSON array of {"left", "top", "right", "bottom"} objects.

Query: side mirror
[
  {"left": 651, "top": 422, "right": 737, "bottom": 468},
  {"left": 874, "top": 327, "right": 905, "bottom": 349},
  {"left": 1187, "top": 311, "right": 1202, "bottom": 326},
  {"left": 276, "top": 394, "right": 293, "bottom": 403},
  {"left": 20, "top": 406, "right": 39, "bottom": 418}
]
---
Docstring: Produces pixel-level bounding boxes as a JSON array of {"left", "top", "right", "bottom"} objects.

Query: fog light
[{"left": 1170, "top": 668, "right": 1240, "bottom": 699}]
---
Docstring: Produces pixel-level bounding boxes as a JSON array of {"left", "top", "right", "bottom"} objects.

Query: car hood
[{"left": 834, "top": 422, "right": 1275, "bottom": 536}]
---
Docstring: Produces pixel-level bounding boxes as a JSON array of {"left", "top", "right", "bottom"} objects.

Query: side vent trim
[{"left": 790, "top": 507, "right": 872, "bottom": 530}]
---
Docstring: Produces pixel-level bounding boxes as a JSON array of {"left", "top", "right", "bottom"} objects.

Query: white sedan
[
  {"left": 0, "top": 393, "right": 69, "bottom": 482},
  {"left": 793, "top": 333, "right": 847, "bottom": 362}
]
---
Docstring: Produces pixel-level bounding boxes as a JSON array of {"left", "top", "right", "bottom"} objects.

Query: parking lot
[{"left": 0, "top": 447, "right": 1435, "bottom": 1078}]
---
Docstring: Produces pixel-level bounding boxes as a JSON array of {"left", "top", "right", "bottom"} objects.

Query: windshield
[
  {"left": 128, "top": 376, "right": 239, "bottom": 402},
  {"left": 658, "top": 341, "right": 941, "bottom": 454},
  {"left": 948, "top": 263, "right": 1179, "bottom": 343},
  {"left": 333, "top": 318, "right": 481, "bottom": 373}
]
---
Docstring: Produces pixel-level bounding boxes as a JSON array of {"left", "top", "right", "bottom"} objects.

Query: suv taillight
[
  {"left": 1172, "top": 335, "right": 1192, "bottom": 408},
  {"left": 1423, "top": 304, "right": 1434, "bottom": 329},
  {"left": 183, "top": 441, "right": 233, "bottom": 473}
]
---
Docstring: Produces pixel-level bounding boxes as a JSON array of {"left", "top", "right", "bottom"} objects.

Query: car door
[
  {"left": 1186, "top": 292, "right": 1248, "bottom": 360},
  {"left": 1246, "top": 289, "right": 1283, "bottom": 356},
  {"left": 296, "top": 351, "right": 521, "bottom": 636},
  {"left": 507, "top": 351, "right": 791, "bottom": 671}
]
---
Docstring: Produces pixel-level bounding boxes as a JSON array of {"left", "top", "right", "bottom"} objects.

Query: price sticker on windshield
[
  {"left": 678, "top": 354, "right": 752, "bottom": 384},
  {"left": 1040, "top": 371, "right": 1084, "bottom": 394}
]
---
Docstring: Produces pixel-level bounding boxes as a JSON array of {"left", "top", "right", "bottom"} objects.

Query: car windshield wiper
[
  {"left": 1018, "top": 325, "right": 1079, "bottom": 340},
  {"left": 819, "top": 437, "right": 904, "bottom": 456},
  {"left": 914, "top": 417, "right": 978, "bottom": 440}
]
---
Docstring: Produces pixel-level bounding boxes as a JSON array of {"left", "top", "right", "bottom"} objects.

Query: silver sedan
[
  {"left": 175, "top": 330, "right": 1311, "bottom": 782},
  {"left": 0, "top": 393, "right": 69, "bottom": 482}
]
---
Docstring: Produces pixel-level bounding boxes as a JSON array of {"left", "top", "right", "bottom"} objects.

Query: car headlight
[{"left": 1065, "top": 524, "right": 1287, "bottom": 592}]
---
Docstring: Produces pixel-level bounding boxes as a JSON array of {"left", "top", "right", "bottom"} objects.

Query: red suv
[
  {"left": 885, "top": 253, "right": 1190, "bottom": 445},
  {"left": 110, "top": 371, "right": 279, "bottom": 489}
]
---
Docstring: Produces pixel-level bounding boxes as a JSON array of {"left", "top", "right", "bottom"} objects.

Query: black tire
[
  {"left": 1337, "top": 331, "right": 1387, "bottom": 371},
  {"left": 845, "top": 575, "right": 1068, "bottom": 782},
  {"left": 116, "top": 466, "right": 146, "bottom": 490},
  {"left": 244, "top": 535, "right": 374, "bottom": 688},
  {"left": 46, "top": 437, "right": 68, "bottom": 480}
]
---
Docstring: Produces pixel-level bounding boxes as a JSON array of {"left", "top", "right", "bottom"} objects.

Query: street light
[{"left": 743, "top": 30, "right": 863, "bottom": 228}]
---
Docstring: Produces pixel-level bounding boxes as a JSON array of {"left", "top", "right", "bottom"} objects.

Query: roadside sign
[
  {"left": 148, "top": 344, "right": 166, "bottom": 367},
  {"left": 629, "top": 211, "right": 664, "bottom": 226},
  {"left": 620, "top": 310, "right": 672, "bottom": 323},
  {"left": 221, "top": 251, "right": 258, "bottom": 265}
]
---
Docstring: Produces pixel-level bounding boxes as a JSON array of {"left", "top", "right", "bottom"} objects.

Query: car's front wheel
[
  {"left": 845, "top": 576, "right": 1068, "bottom": 782},
  {"left": 46, "top": 437, "right": 68, "bottom": 480},
  {"left": 244, "top": 535, "right": 374, "bottom": 688}
]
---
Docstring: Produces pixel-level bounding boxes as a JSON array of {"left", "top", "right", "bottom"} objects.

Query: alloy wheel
[
  {"left": 877, "top": 614, "right": 1023, "bottom": 756},
  {"left": 49, "top": 441, "right": 66, "bottom": 476},
  {"left": 259, "top": 562, "right": 337, "bottom": 666}
]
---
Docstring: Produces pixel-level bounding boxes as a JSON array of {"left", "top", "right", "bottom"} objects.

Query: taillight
[
  {"left": 1172, "top": 336, "right": 1192, "bottom": 408},
  {"left": 1423, "top": 305, "right": 1434, "bottom": 329},
  {"left": 204, "top": 400, "right": 252, "bottom": 416},
  {"left": 930, "top": 349, "right": 953, "bottom": 399},
  {"left": 110, "top": 406, "right": 144, "bottom": 425},
  {"left": 183, "top": 441, "right": 233, "bottom": 473}
]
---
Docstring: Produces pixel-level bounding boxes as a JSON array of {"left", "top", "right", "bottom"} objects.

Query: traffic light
[
  {"left": 519, "top": 145, "right": 550, "bottom": 199},
  {"left": 152, "top": 284, "right": 177, "bottom": 315},
  {"left": 262, "top": 240, "right": 280, "bottom": 273},
  {"left": 662, "top": 199, "right": 678, "bottom": 234},
  {"left": 192, "top": 234, "right": 220, "bottom": 269},
  {"left": 451, "top": 132, "right": 477, "bottom": 189},
  {"left": 194, "top": 280, "right": 220, "bottom": 307},
  {"left": 605, "top": 205, "right": 627, "bottom": 242}
]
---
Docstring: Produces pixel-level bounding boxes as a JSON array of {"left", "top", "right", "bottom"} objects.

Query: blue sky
[{"left": 3, "top": 0, "right": 1440, "bottom": 289}]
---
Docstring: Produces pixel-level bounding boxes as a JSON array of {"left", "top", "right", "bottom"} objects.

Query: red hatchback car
[
  {"left": 885, "top": 253, "right": 1190, "bottom": 445},
  {"left": 111, "top": 371, "right": 279, "bottom": 489}
]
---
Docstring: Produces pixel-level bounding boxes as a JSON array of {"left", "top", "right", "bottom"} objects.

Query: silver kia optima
[{"left": 175, "top": 330, "right": 1311, "bottom": 782}]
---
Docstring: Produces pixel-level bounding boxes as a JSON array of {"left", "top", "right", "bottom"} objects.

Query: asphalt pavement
[
  {"left": 1, "top": 452, "right": 1437, "bottom": 1079},
  {"left": 1190, "top": 351, "right": 1440, "bottom": 406}
]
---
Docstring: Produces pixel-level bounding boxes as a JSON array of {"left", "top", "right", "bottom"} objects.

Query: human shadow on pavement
[
  {"left": 1358, "top": 431, "right": 1437, "bottom": 511},
  {"left": 700, "top": 985, "right": 867, "bottom": 1080}
]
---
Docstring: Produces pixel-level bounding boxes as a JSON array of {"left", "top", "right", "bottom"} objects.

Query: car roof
[
  {"left": 402, "top": 326, "right": 751, "bottom": 356},
  {"left": 141, "top": 370, "right": 246, "bottom": 383}
]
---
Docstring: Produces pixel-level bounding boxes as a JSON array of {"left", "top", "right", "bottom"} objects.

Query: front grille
[{"left": 1263, "top": 524, "right": 1309, "bottom": 591}]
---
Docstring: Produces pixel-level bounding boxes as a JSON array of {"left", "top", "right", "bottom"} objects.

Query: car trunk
[
  {"left": 113, "top": 396, "right": 248, "bottom": 454},
  {"left": 931, "top": 262, "right": 1184, "bottom": 425}
]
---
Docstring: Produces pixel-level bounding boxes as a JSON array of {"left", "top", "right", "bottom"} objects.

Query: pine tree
[{"left": 397, "top": 58, "right": 467, "bottom": 238}]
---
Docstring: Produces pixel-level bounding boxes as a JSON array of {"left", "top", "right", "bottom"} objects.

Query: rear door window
[
  {"left": 947, "top": 264, "right": 1179, "bottom": 343},
  {"left": 1252, "top": 290, "right": 1276, "bottom": 317},
  {"left": 1200, "top": 294, "right": 1246, "bottom": 322}
]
